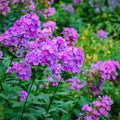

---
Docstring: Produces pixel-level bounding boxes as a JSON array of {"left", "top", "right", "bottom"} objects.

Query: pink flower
[
  {"left": 19, "top": 90, "right": 28, "bottom": 102},
  {"left": 80, "top": 96, "right": 113, "bottom": 120},
  {"left": 97, "top": 29, "right": 107, "bottom": 39}
]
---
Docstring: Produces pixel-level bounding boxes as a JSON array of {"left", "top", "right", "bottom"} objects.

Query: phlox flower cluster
[
  {"left": 73, "top": 0, "right": 83, "bottom": 5},
  {"left": 39, "top": 7, "right": 56, "bottom": 19},
  {"left": 61, "top": 4, "right": 74, "bottom": 14},
  {"left": 25, "top": 28, "right": 83, "bottom": 83},
  {"left": 2, "top": 12, "right": 40, "bottom": 49},
  {"left": 25, "top": 25, "right": 83, "bottom": 73},
  {"left": 80, "top": 96, "right": 113, "bottom": 120},
  {"left": 91, "top": 60, "right": 120, "bottom": 82},
  {"left": 0, "top": 0, "right": 10, "bottom": 16},
  {"left": 19, "top": 90, "right": 28, "bottom": 102},
  {"left": 0, "top": 34, "right": 4, "bottom": 42},
  {"left": 97, "top": 29, "right": 107, "bottom": 39},
  {"left": 12, "top": 0, "right": 36, "bottom": 12},
  {"left": 26, "top": 40, "right": 58, "bottom": 67},
  {"left": 61, "top": 27, "right": 79, "bottom": 45},
  {"left": 83, "top": 69, "right": 102, "bottom": 95},
  {"left": 60, "top": 46, "right": 84, "bottom": 73},
  {"left": 7, "top": 62, "right": 31, "bottom": 80},
  {"left": 25, "top": 37, "right": 84, "bottom": 82},
  {"left": 12, "top": 0, "right": 29, "bottom": 3},
  {"left": 2, "top": 13, "right": 84, "bottom": 85},
  {"left": 84, "top": 60, "right": 120, "bottom": 95},
  {"left": 48, "top": 0, "right": 54, "bottom": 5},
  {"left": 66, "top": 77, "right": 86, "bottom": 91},
  {"left": 43, "top": 21, "right": 57, "bottom": 33},
  {"left": 48, "top": 76, "right": 61, "bottom": 86}
]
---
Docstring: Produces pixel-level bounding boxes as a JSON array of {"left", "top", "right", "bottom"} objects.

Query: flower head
[
  {"left": 97, "top": 29, "right": 107, "bottom": 39},
  {"left": 19, "top": 90, "right": 28, "bottom": 102}
]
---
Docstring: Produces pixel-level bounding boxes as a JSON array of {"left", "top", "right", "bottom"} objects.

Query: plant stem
[
  {"left": 44, "top": 79, "right": 62, "bottom": 120},
  {"left": 20, "top": 79, "right": 34, "bottom": 119}
]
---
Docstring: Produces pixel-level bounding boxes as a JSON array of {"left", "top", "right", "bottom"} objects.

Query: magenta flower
[
  {"left": 97, "top": 29, "right": 107, "bottom": 39},
  {"left": 2, "top": 12, "right": 40, "bottom": 49},
  {"left": 85, "top": 60, "right": 120, "bottom": 95},
  {"left": 66, "top": 77, "right": 86, "bottom": 91},
  {"left": 48, "top": 0, "right": 54, "bottom": 5},
  {"left": 40, "top": 7, "right": 56, "bottom": 19},
  {"left": 7, "top": 62, "right": 31, "bottom": 80},
  {"left": 91, "top": 60, "right": 120, "bottom": 81},
  {"left": 73, "top": 0, "right": 83, "bottom": 5},
  {"left": 61, "top": 4, "right": 74, "bottom": 14},
  {"left": 80, "top": 96, "right": 113, "bottom": 120},
  {"left": 61, "top": 27, "right": 79, "bottom": 45},
  {"left": 43, "top": 21, "right": 57, "bottom": 33},
  {"left": 0, "top": 0, "right": 10, "bottom": 16},
  {"left": 60, "top": 46, "right": 84, "bottom": 73},
  {"left": 19, "top": 90, "right": 28, "bottom": 102}
]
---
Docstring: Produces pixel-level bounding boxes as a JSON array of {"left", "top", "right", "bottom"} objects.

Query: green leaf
[
  {"left": 30, "top": 107, "right": 46, "bottom": 116},
  {"left": 80, "top": 96, "right": 87, "bottom": 105},
  {"left": 0, "top": 93, "right": 8, "bottom": 100},
  {"left": 57, "top": 108, "right": 69, "bottom": 114},
  {"left": 2, "top": 57, "right": 11, "bottom": 67},
  {"left": 12, "top": 102, "right": 24, "bottom": 108},
  {"left": 61, "top": 114, "right": 71, "bottom": 120},
  {"left": 46, "top": 118, "right": 53, "bottom": 120},
  {"left": 74, "top": 109, "right": 80, "bottom": 116},
  {"left": 37, "top": 94, "right": 51, "bottom": 104},
  {"left": 48, "top": 106, "right": 57, "bottom": 113},
  {"left": 24, "top": 113, "right": 37, "bottom": 120}
]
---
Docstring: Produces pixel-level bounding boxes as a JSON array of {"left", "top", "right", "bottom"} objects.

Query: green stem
[
  {"left": 20, "top": 79, "right": 34, "bottom": 119},
  {"left": 44, "top": 79, "right": 62, "bottom": 120}
]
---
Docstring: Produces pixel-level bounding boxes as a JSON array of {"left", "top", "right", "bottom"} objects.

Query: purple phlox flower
[
  {"left": 41, "top": 28, "right": 53, "bottom": 38},
  {"left": 41, "top": 7, "right": 56, "bottom": 19},
  {"left": 25, "top": 49, "right": 41, "bottom": 66},
  {"left": 48, "top": 76, "right": 61, "bottom": 86},
  {"left": 7, "top": 62, "right": 31, "bottom": 80},
  {"left": 61, "top": 4, "right": 74, "bottom": 14},
  {"left": 66, "top": 77, "right": 86, "bottom": 91},
  {"left": 0, "top": 0, "right": 10, "bottom": 16},
  {"left": 38, "top": 40, "right": 58, "bottom": 67},
  {"left": 28, "top": 41, "right": 38, "bottom": 50},
  {"left": 2, "top": 12, "right": 40, "bottom": 50},
  {"left": 19, "top": 90, "right": 28, "bottom": 102},
  {"left": 73, "top": 0, "right": 83, "bottom": 5},
  {"left": 12, "top": 0, "right": 36, "bottom": 12},
  {"left": 91, "top": 60, "right": 120, "bottom": 81},
  {"left": 0, "top": 34, "right": 5, "bottom": 42},
  {"left": 80, "top": 96, "right": 113, "bottom": 120},
  {"left": 43, "top": 20, "right": 57, "bottom": 33},
  {"left": 61, "top": 27, "right": 79, "bottom": 45},
  {"left": 86, "top": 60, "right": 120, "bottom": 95},
  {"left": 60, "top": 46, "right": 84, "bottom": 73},
  {"left": 48, "top": 0, "right": 54, "bottom": 5},
  {"left": 97, "top": 29, "right": 107, "bottom": 39},
  {"left": 52, "top": 36, "right": 68, "bottom": 53}
]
